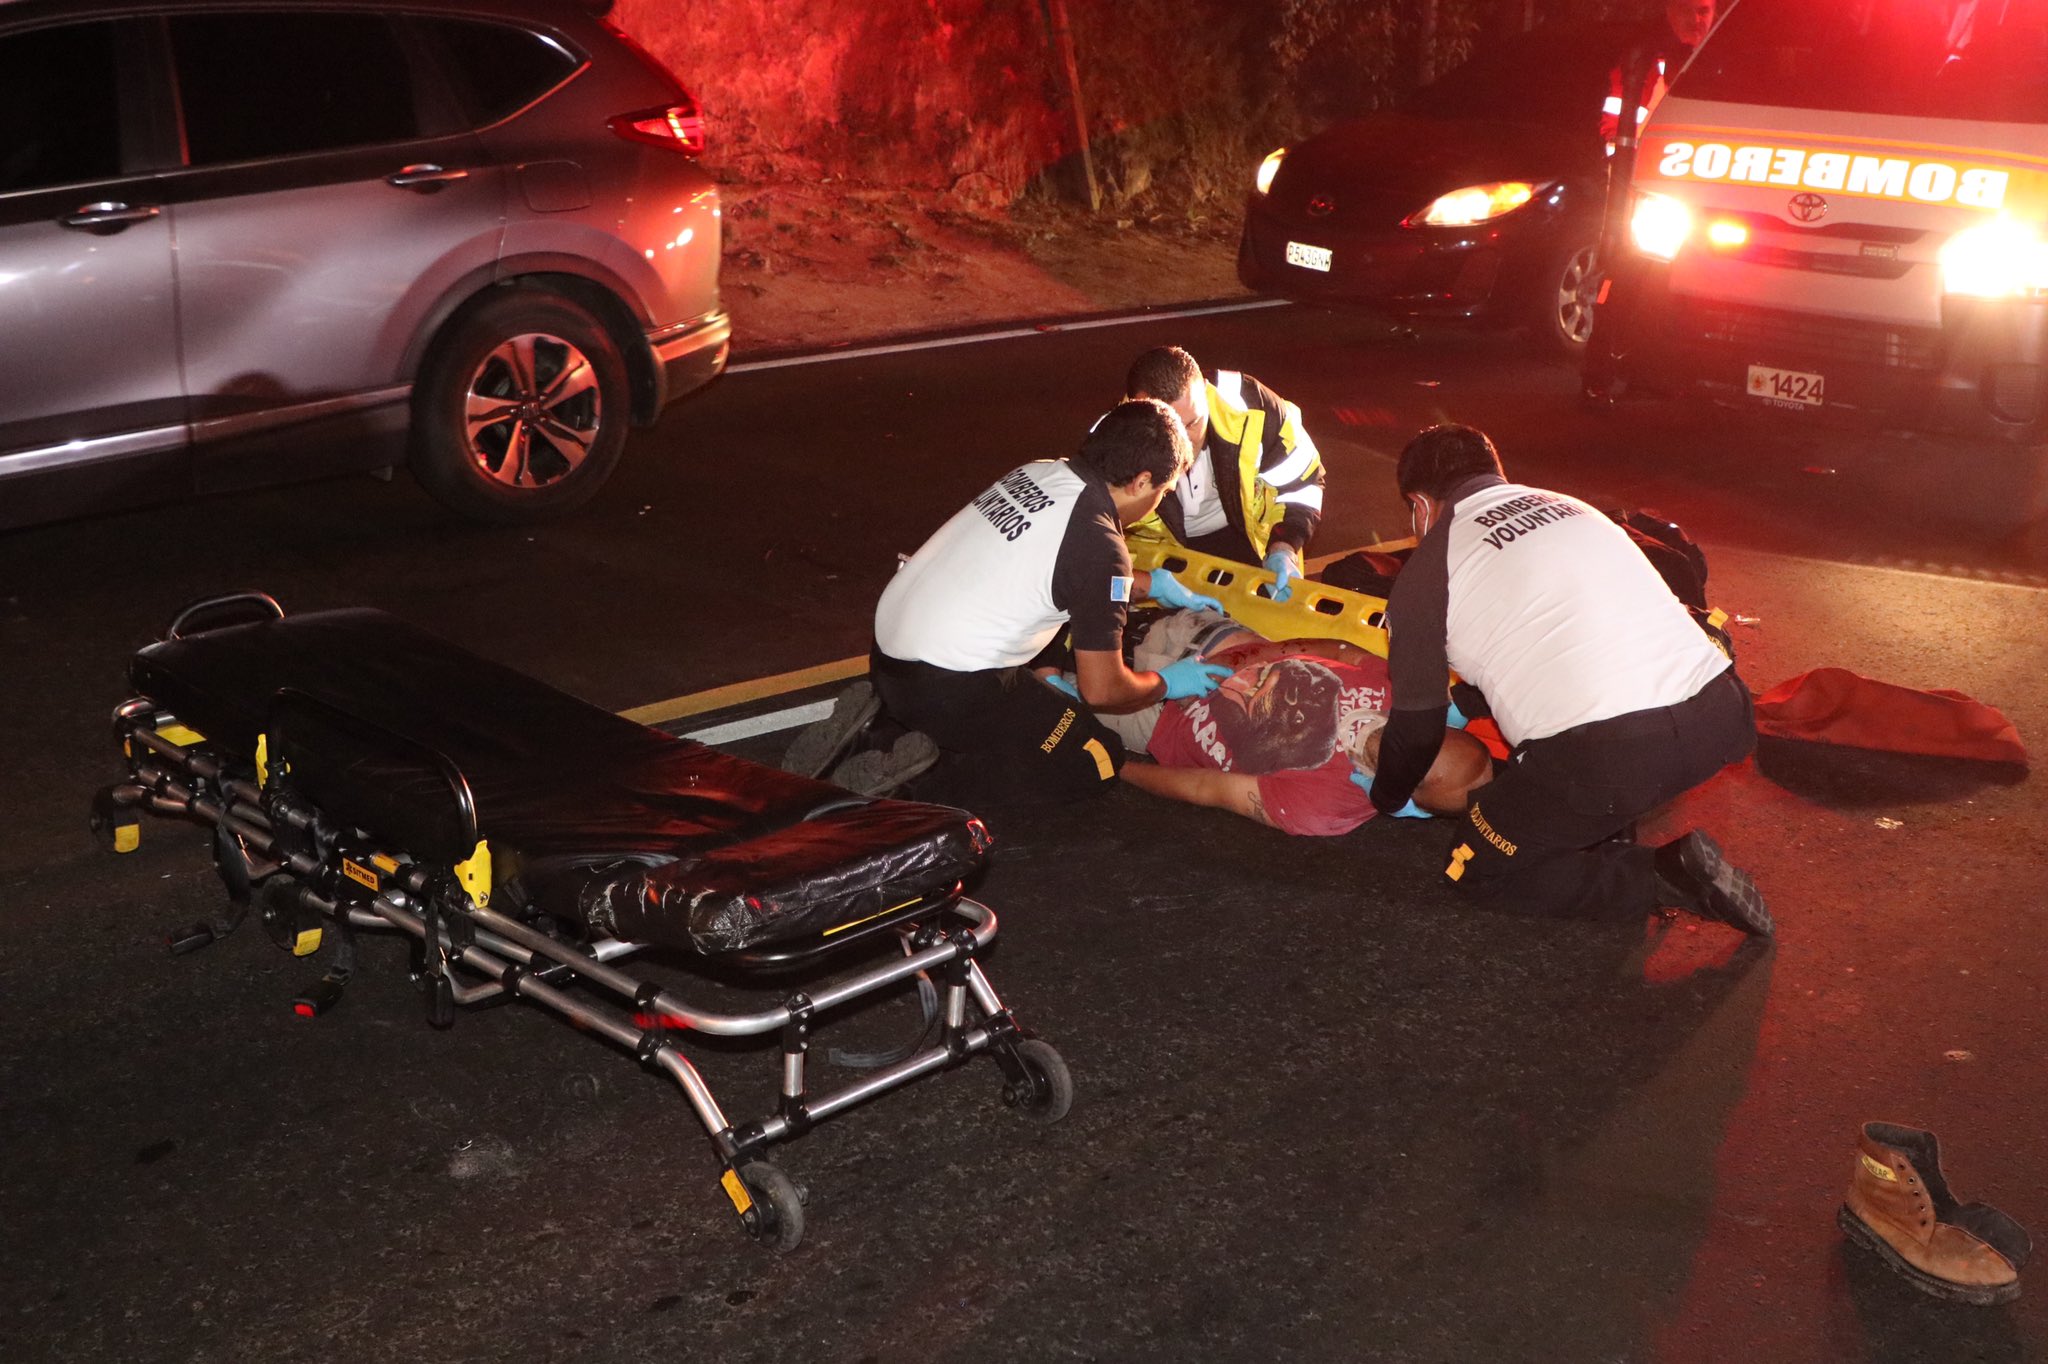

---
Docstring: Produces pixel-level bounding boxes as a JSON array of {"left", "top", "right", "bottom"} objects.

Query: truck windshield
[{"left": 1680, "top": 0, "right": 2048, "bottom": 122}]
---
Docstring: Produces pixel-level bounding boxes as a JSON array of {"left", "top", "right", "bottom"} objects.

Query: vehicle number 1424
[{"left": 1747, "top": 365, "right": 1825, "bottom": 406}]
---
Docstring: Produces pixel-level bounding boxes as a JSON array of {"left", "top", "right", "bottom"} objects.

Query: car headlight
[
  {"left": 1940, "top": 217, "right": 2048, "bottom": 298},
  {"left": 1629, "top": 192, "right": 1692, "bottom": 261},
  {"left": 1402, "top": 181, "right": 1540, "bottom": 228},
  {"left": 1254, "top": 148, "right": 1287, "bottom": 196}
]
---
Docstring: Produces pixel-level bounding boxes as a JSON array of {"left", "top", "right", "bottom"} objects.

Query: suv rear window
[
  {"left": 170, "top": 12, "right": 422, "bottom": 164},
  {"left": 1681, "top": 0, "right": 2048, "bottom": 123},
  {"left": 0, "top": 21, "right": 123, "bottom": 193},
  {"left": 414, "top": 16, "right": 582, "bottom": 128}
]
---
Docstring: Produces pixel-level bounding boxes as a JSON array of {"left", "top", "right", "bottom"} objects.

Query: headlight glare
[
  {"left": 1404, "top": 181, "right": 1539, "bottom": 228},
  {"left": 1940, "top": 217, "right": 2048, "bottom": 298},
  {"left": 1254, "top": 149, "right": 1287, "bottom": 196},
  {"left": 1629, "top": 192, "right": 1692, "bottom": 261}
]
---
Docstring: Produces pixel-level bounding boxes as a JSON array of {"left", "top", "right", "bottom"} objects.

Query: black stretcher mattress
[{"left": 131, "top": 610, "right": 989, "bottom": 954}]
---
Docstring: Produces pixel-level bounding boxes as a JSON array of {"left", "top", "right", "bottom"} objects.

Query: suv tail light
[{"left": 608, "top": 97, "right": 706, "bottom": 156}]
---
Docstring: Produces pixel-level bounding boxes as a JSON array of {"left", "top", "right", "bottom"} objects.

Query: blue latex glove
[
  {"left": 1147, "top": 569, "right": 1224, "bottom": 616},
  {"left": 1263, "top": 546, "right": 1301, "bottom": 603},
  {"left": 1157, "top": 658, "right": 1232, "bottom": 701},
  {"left": 1347, "top": 770, "right": 1431, "bottom": 818},
  {"left": 1446, "top": 699, "right": 1469, "bottom": 730},
  {"left": 1042, "top": 672, "right": 1080, "bottom": 700}
]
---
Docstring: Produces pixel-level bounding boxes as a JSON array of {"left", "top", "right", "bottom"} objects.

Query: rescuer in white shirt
[
  {"left": 867, "top": 399, "right": 1233, "bottom": 804},
  {"left": 1367, "top": 423, "right": 1771, "bottom": 935}
]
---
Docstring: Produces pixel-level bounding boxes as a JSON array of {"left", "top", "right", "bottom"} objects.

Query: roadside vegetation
[{"left": 614, "top": 0, "right": 1649, "bottom": 347}]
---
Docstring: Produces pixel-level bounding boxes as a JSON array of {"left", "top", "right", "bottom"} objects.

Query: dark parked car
[
  {"left": 1237, "top": 23, "right": 1637, "bottom": 357},
  {"left": 0, "top": 0, "right": 728, "bottom": 528}
]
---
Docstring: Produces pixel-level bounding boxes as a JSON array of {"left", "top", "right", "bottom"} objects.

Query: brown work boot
[{"left": 1837, "top": 1121, "right": 2031, "bottom": 1306}]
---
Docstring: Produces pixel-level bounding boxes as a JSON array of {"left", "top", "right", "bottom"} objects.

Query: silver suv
[{"left": 0, "top": 0, "right": 728, "bottom": 527}]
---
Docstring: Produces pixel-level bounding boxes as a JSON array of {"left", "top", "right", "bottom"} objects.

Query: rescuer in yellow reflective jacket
[{"left": 1124, "top": 346, "right": 1326, "bottom": 601}]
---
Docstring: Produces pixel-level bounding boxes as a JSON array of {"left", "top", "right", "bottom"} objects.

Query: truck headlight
[
  {"left": 1254, "top": 149, "right": 1287, "bottom": 196},
  {"left": 1940, "top": 218, "right": 2048, "bottom": 298},
  {"left": 1402, "top": 181, "right": 1539, "bottom": 228},
  {"left": 1630, "top": 192, "right": 1692, "bottom": 261}
]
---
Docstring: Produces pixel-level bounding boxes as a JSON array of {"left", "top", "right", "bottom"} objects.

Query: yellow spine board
[{"left": 1127, "top": 543, "right": 1390, "bottom": 656}]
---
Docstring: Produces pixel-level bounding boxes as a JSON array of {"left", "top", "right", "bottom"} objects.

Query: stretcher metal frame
[{"left": 93, "top": 595, "right": 1072, "bottom": 1253}]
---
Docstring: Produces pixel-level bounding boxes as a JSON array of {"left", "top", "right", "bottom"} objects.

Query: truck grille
[{"left": 1679, "top": 300, "right": 1941, "bottom": 371}]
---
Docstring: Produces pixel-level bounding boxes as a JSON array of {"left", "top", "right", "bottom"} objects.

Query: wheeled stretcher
[{"left": 92, "top": 594, "right": 1071, "bottom": 1252}]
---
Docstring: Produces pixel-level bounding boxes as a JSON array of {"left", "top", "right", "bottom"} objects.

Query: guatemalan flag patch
[{"left": 1109, "top": 575, "right": 1133, "bottom": 603}]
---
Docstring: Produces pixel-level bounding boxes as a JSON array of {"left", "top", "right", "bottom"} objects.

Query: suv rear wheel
[{"left": 412, "top": 287, "right": 631, "bottom": 523}]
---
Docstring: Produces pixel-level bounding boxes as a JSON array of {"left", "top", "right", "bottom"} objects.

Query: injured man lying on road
[{"left": 1061, "top": 609, "right": 1493, "bottom": 835}]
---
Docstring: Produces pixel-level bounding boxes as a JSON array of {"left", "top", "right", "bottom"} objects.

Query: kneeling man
[{"left": 867, "top": 399, "right": 1233, "bottom": 803}]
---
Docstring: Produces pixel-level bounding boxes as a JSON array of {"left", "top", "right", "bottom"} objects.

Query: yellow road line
[{"left": 620, "top": 655, "right": 868, "bottom": 726}]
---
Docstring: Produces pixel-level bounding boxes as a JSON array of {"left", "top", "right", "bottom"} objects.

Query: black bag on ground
[{"left": 1605, "top": 508, "right": 1734, "bottom": 658}]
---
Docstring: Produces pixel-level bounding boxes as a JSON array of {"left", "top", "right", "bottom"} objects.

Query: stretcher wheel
[
  {"left": 1003, "top": 1039, "right": 1073, "bottom": 1125},
  {"left": 737, "top": 1161, "right": 805, "bottom": 1253},
  {"left": 89, "top": 787, "right": 140, "bottom": 854}
]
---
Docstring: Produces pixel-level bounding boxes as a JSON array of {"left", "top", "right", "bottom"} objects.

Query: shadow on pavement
[{"left": 1754, "top": 737, "right": 2029, "bottom": 810}]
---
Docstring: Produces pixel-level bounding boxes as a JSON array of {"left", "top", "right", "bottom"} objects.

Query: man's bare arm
[
  {"left": 1117, "top": 761, "right": 1277, "bottom": 828},
  {"left": 1073, "top": 646, "right": 1166, "bottom": 713}
]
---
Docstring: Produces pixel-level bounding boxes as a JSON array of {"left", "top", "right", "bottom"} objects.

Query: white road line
[
  {"left": 725, "top": 299, "right": 1292, "bottom": 374},
  {"left": 1741, "top": 548, "right": 2048, "bottom": 590},
  {"left": 681, "top": 698, "right": 833, "bottom": 744}
]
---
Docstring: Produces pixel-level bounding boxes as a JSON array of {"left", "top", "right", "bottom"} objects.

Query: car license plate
[
  {"left": 1285, "top": 241, "right": 1333, "bottom": 272},
  {"left": 1746, "top": 365, "right": 1825, "bottom": 407}
]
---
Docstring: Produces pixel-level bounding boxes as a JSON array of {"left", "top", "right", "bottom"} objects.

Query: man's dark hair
[
  {"left": 1396, "top": 423, "right": 1504, "bottom": 499},
  {"left": 1125, "top": 346, "right": 1201, "bottom": 403},
  {"left": 1076, "top": 398, "right": 1189, "bottom": 486},
  {"left": 1218, "top": 658, "right": 1342, "bottom": 771}
]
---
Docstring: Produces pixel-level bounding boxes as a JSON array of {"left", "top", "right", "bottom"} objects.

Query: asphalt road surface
[{"left": 3, "top": 303, "right": 2045, "bottom": 1363}]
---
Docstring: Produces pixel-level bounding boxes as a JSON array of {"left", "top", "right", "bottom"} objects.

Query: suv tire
[{"left": 412, "top": 287, "right": 631, "bottom": 523}]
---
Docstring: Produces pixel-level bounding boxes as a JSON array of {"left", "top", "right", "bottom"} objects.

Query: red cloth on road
[{"left": 1752, "top": 668, "right": 2027, "bottom": 767}]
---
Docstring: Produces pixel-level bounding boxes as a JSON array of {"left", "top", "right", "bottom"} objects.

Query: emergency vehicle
[{"left": 1607, "top": 0, "right": 2048, "bottom": 496}]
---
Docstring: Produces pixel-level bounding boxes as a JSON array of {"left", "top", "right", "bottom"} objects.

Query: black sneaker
[
  {"left": 1654, "top": 830, "right": 1774, "bottom": 937},
  {"left": 829, "top": 732, "right": 939, "bottom": 797},
  {"left": 781, "top": 680, "right": 880, "bottom": 777}
]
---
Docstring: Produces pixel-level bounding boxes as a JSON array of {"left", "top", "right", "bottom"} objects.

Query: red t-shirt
[{"left": 1147, "top": 648, "right": 1392, "bottom": 836}]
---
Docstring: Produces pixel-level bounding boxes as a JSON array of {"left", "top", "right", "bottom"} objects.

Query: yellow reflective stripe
[
  {"left": 292, "top": 927, "right": 323, "bottom": 956},
  {"left": 155, "top": 723, "right": 205, "bottom": 747},
  {"left": 720, "top": 1168, "right": 754, "bottom": 1215},
  {"left": 1083, "top": 738, "right": 1114, "bottom": 780},
  {"left": 113, "top": 824, "right": 140, "bottom": 854}
]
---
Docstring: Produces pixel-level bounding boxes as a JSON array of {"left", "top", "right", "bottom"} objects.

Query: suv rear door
[
  {"left": 0, "top": 15, "right": 186, "bottom": 527},
  {"left": 157, "top": 8, "right": 508, "bottom": 491}
]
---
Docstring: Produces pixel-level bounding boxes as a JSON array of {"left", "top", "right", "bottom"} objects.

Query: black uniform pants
[
  {"left": 870, "top": 647, "right": 1124, "bottom": 805},
  {"left": 1443, "top": 667, "right": 1754, "bottom": 921}
]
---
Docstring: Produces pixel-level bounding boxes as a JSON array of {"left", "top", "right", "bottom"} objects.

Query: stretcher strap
[{"left": 1127, "top": 543, "right": 1390, "bottom": 657}]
